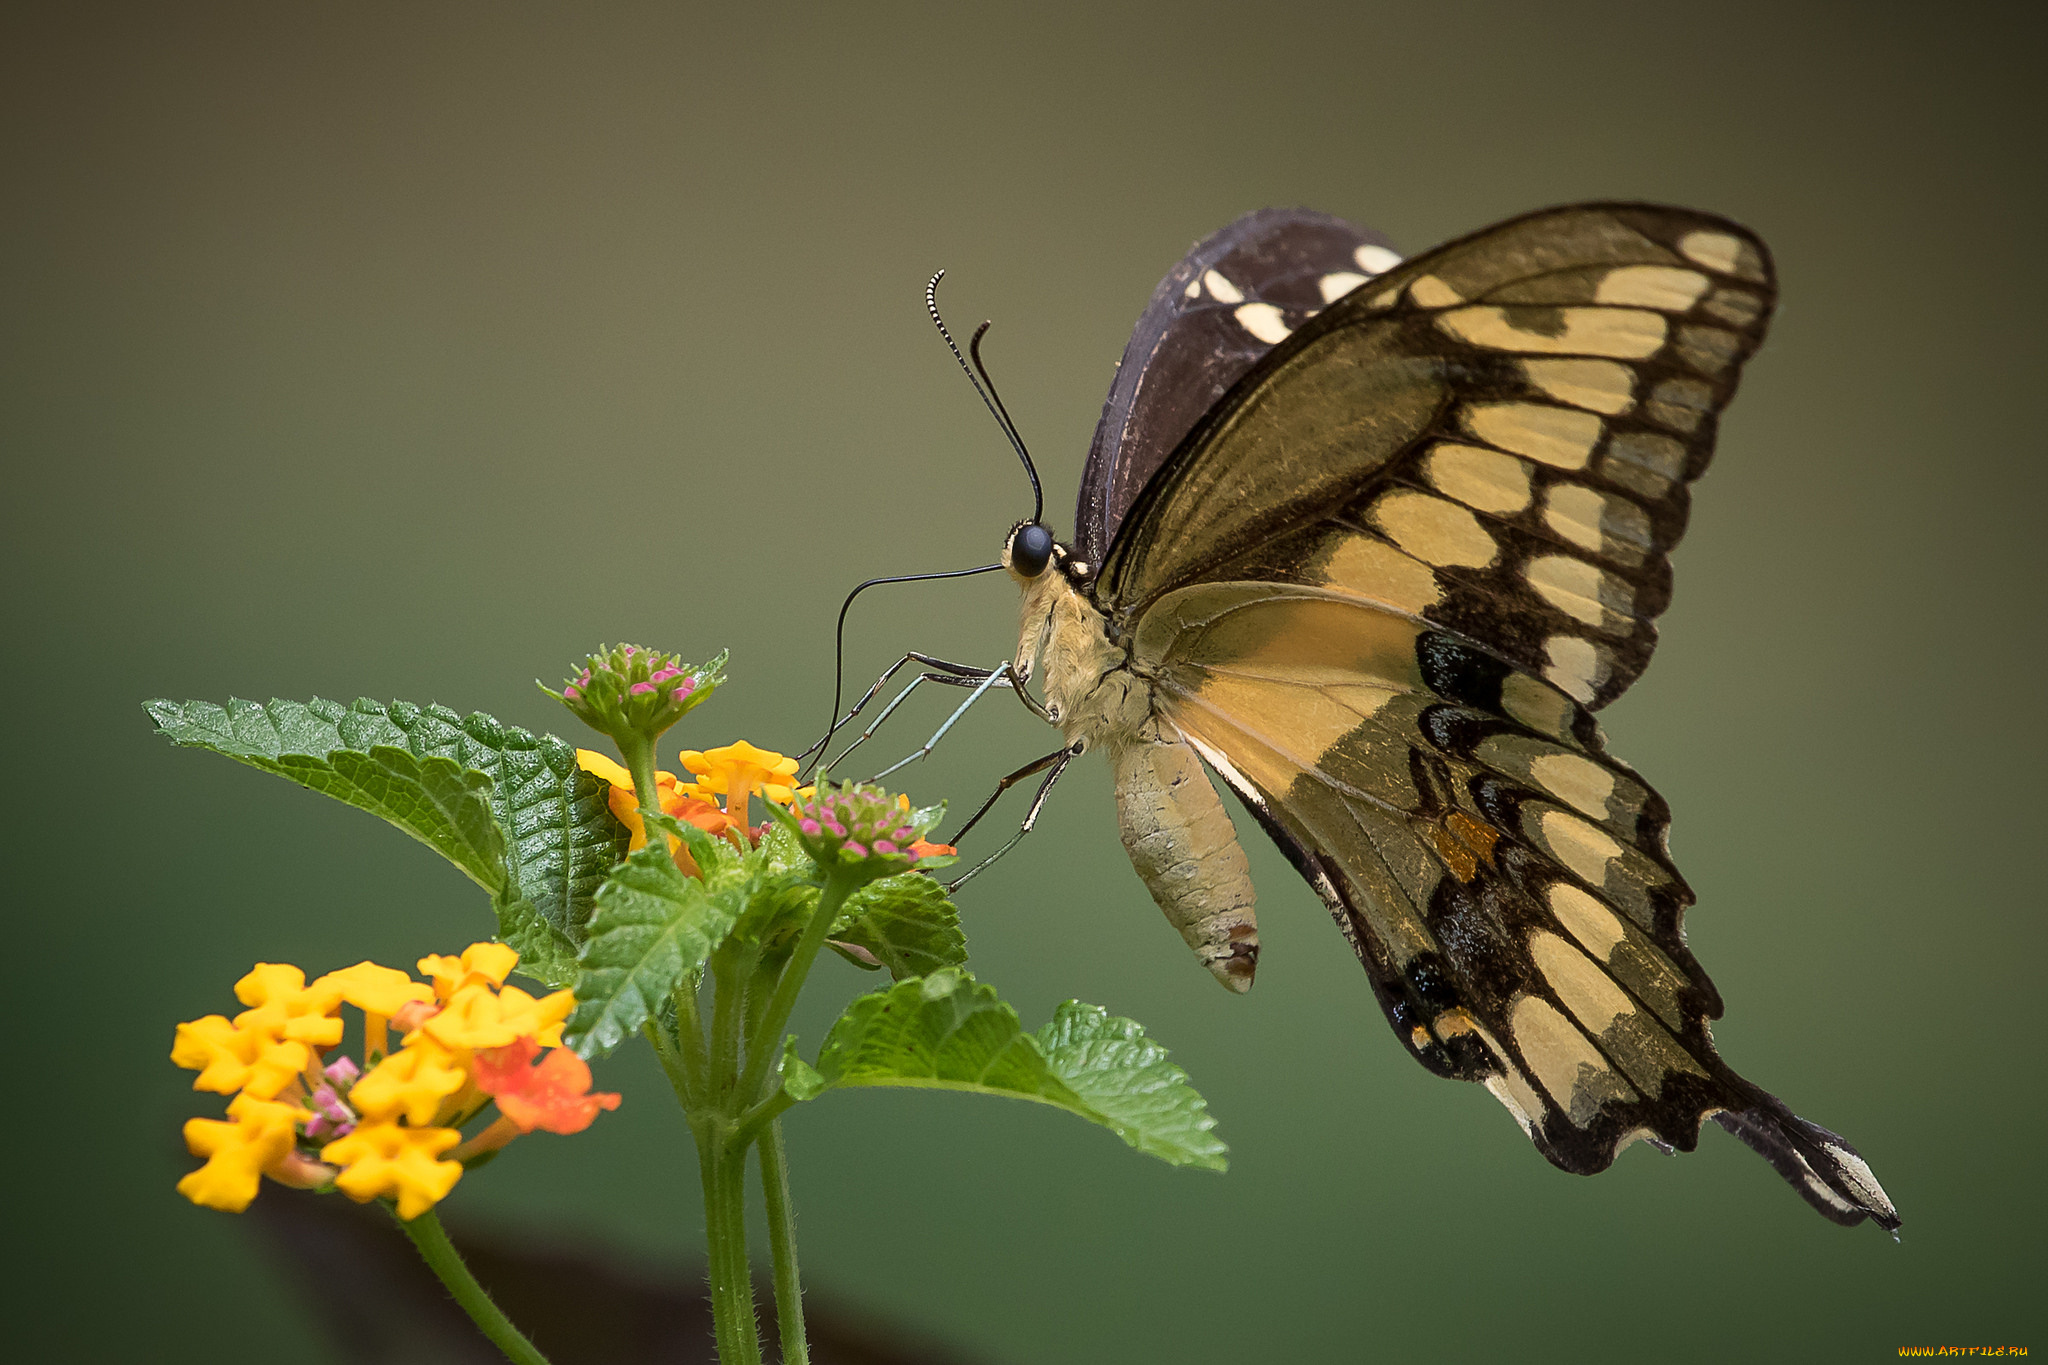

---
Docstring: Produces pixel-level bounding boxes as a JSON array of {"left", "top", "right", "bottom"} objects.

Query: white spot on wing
[
  {"left": 1202, "top": 269, "right": 1244, "bottom": 304},
  {"left": 1233, "top": 302, "right": 1292, "bottom": 344},
  {"left": 1355, "top": 244, "right": 1402, "bottom": 274},
  {"left": 1184, "top": 278, "right": 1201, "bottom": 299},
  {"left": 1318, "top": 270, "right": 1370, "bottom": 303}
]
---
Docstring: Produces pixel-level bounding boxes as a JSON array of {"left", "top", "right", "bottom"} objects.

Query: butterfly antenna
[
  {"left": 800, "top": 561, "right": 1005, "bottom": 775},
  {"left": 927, "top": 270, "right": 1044, "bottom": 524}
]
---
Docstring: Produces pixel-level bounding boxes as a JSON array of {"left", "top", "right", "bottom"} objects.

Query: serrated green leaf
[
  {"left": 808, "top": 969, "right": 1227, "bottom": 1168},
  {"left": 147, "top": 698, "right": 505, "bottom": 891},
  {"left": 1037, "top": 1001, "right": 1228, "bottom": 1171},
  {"left": 828, "top": 873, "right": 967, "bottom": 980},
  {"left": 147, "top": 697, "right": 629, "bottom": 964},
  {"left": 565, "top": 843, "right": 738, "bottom": 1057}
]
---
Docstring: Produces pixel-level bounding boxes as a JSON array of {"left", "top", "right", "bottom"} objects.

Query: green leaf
[
  {"left": 146, "top": 698, "right": 629, "bottom": 970},
  {"left": 780, "top": 1036, "right": 825, "bottom": 1102},
  {"left": 808, "top": 970, "right": 1227, "bottom": 1169},
  {"left": 565, "top": 842, "right": 738, "bottom": 1057},
  {"left": 828, "top": 873, "right": 967, "bottom": 980},
  {"left": 146, "top": 698, "right": 504, "bottom": 891},
  {"left": 1037, "top": 1001, "right": 1229, "bottom": 1171}
]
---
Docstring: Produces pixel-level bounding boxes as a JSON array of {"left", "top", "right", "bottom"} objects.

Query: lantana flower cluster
[{"left": 171, "top": 942, "right": 617, "bottom": 1220}]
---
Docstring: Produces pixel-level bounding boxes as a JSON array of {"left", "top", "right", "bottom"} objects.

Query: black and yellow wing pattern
[{"left": 1091, "top": 204, "right": 1897, "bottom": 1228}]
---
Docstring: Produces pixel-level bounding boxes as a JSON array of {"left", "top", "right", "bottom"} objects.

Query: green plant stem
[
  {"left": 675, "top": 971, "right": 710, "bottom": 1092},
  {"left": 758, "top": 1119, "right": 809, "bottom": 1365},
  {"left": 394, "top": 1207, "right": 552, "bottom": 1365},
  {"left": 735, "top": 868, "right": 857, "bottom": 1103},
  {"left": 696, "top": 1118, "right": 762, "bottom": 1365},
  {"left": 644, "top": 1020, "right": 692, "bottom": 1107}
]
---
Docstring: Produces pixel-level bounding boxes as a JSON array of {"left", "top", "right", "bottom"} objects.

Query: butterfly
[{"left": 989, "top": 203, "right": 1898, "bottom": 1230}]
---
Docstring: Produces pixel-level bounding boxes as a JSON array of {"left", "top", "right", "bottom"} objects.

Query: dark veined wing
[
  {"left": 1075, "top": 209, "right": 1402, "bottom": 566},
  {"left": 1099, "top": 202, "right": 1776, "bottom": 710},
  {"left": 1101, "top": 204, "right": 1896, "bottom": 1227}
]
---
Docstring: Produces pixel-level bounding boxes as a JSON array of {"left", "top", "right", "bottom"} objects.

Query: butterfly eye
[{"left": 1007, "top": 522, "right": 1055, "bottom": 578}]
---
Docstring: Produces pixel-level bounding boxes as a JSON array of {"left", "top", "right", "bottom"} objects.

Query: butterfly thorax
[{"left": 1008, "top": 540, "right": 1261, "bottom": 991}]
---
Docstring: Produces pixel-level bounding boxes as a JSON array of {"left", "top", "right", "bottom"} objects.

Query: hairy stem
[
  {"left": 395, "top": 1207, "right": 552, "bottom": 1365},
  {"left": 696, "top": 1120, "right": 762, "bottom": 1365},
  {"left": 759, "top": 1120, "right": 809, "bottom": 1365}
]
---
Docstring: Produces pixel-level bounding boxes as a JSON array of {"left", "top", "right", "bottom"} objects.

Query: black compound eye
[{"left": 1009, "top": 522, "right": 1054, "bottom": 577}]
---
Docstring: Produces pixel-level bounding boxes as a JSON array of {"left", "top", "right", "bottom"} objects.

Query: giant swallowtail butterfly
[{"left": 984, "top": 203, "right": 1897, "bottom": 1230}]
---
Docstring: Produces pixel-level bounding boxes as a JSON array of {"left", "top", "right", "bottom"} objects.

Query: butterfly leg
[
  {"left": 798, "top": 652, "right": 995, "bottom": 771},
  {"left": 827, "top": 662, "right": 1000, "bottom": 772},
  {"left": 943, "top": 742, "right": 1081, "bottom": 893},
  {"left": 868, "top": 663, "right": 1024, "bottom": 781}
]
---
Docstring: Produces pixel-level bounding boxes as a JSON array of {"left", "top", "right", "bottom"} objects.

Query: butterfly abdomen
[{"left": 1112, "top": 734, "right": 1260, "bottom": 993}]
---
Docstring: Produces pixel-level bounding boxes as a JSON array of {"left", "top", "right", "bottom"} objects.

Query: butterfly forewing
[
  {"left": 1076, "top": 209, "right": 1402, "bottom": 565},
  {"left": 1099, "top": 203, "right": 1776, "bottom": 711}
]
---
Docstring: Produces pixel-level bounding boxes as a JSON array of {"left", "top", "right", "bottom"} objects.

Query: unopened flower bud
[{"left": 545, "top": 645, "right": 726, "bottom": 749}]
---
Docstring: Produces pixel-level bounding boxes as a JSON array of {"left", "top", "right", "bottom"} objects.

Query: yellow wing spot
[
  {"left": 1677, "top": 229, "right": 1766, "bottom": 281},
  {"left": 1510, "top": 993, "right": 1639, "bottom": 1124},
  {"left": 1408, "top": 274, "right": 1464, "bottom": 308},
  {"left": 1521, "top": 357, "right": 1636, "bottom": 415},
  {"left": 1438, "top": 305, "right": 1668, "bottom": 359},
  {"left": 1526, "top": 554, "right": 1632, "bottom": 631},
  {"left": 1545, "top": 881, "right": 1625, "bottom": 960},
  {"left": 1541, "top": 483, "right": 1609, "bottom": 554},
  {"left": 1594, "top": 265, "right": 1710, "bottom": 311},
  {"left": 1537, "top": 807, "right": 1624, "bottom": 886},
  {"left": 1543, "top": 634, "right": 1605, "bottom": 702},
  {"left": 1462, "top": 402, "right": 1603, "bottom": 470},
  {"left": 1529, "top": 751, "right": 1617, "bottom": 820},
  {"left": 1529, "top": 931, "right": 1633, "bottom": 1032},
  {"left": 1369, "top": 489, "right": 1499, "bottom": 569},
  {"left": 1424, "top": 443, "right": 1533, "bottom": 515},
  {"left": 1316, "top": 533, "right": 1443, "bottom": 612}
]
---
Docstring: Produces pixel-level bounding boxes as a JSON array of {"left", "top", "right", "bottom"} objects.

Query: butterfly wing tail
[{"left": 1714, "top": 1094, "right": 1900, "bottom": 1232}]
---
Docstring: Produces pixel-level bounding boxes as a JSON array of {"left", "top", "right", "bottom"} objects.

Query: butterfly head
[{"left": 1002, "top": 520, "right": 1056, "bottom": 580}]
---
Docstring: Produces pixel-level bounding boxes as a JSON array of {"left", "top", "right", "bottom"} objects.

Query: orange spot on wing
[{"left": 1430, "top": 811, "right": 1502, "bottom": 882}]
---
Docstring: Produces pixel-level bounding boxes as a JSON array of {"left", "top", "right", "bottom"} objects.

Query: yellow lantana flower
[
  {"left": 348, "top": 1038, "right": 470, "bottom": 1126},
  {"left": 177, "top": 1094, "right": 304, "bottom": 1213},
  {"left": 678, "top": 740, "right": 800, "bottom": 825},
  {"left": 417, "top": 942, "right": 519, "bottom": 1003},
  {"left": 322, "top": 1120, "right": 465, "bottom": 1221}
]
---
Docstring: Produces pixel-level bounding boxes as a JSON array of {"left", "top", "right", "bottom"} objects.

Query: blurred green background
[{"left": 5, "top": 2, "right": 2042, "bottom": 1360}]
